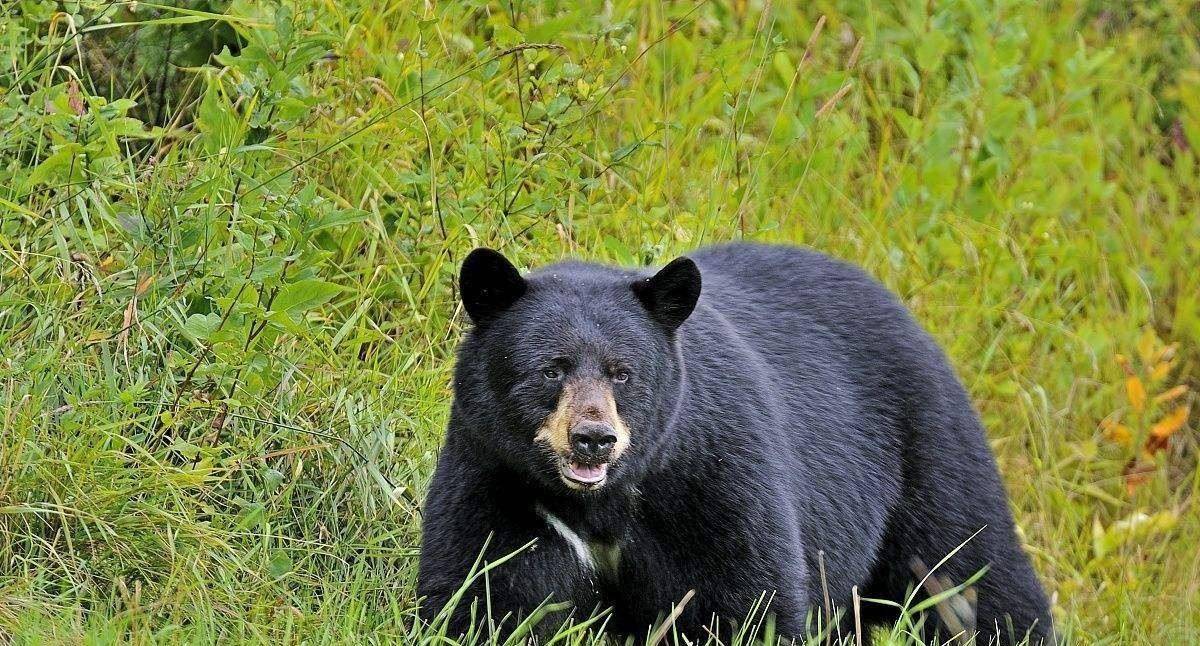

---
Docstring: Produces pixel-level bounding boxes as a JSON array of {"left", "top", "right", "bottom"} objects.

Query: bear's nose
[{"left": 569, "top": 421, "right": 617, "bottom": 461}]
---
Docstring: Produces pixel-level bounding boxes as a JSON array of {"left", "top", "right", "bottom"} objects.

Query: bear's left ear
[
  {"left": 631, "top": 256, "right": 701, "bottom": 332},
  {"left": 460, "top": 247, "right": 527, "bottom": 324}
]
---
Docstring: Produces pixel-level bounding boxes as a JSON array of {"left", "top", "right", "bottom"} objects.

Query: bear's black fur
[{"left": 418, "top": 243, "right": 1053, "bottom": 644}]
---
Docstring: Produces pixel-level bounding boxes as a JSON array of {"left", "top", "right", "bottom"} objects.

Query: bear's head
[{"left": 452, "top": 248, "right": 701, "bottom": 495}]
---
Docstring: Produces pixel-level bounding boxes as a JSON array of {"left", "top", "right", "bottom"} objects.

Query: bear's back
[
  {"left": 676, "top": 243, "right": 951, "bottom": 596},
  {"left": 688, "top": 243, "right": 927, "bottom": 364},
  {"left": 686, "top": 242, "right": 942, "bottom": 417}
]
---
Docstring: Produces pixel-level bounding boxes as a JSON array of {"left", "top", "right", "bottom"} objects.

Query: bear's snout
[
  {"left": 569, "top": 420, "right": 617, "bottom": 463},
  {"left": 534, "top": 378, "right": 632, "bottom": 491}
]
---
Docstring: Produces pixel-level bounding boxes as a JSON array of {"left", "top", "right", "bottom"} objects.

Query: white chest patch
[
  {"left": 535, "top": 506, "right": 621, "bottom": 578},
  {"left": 536, "top": 506, "right": 595, "bottom": 570}
]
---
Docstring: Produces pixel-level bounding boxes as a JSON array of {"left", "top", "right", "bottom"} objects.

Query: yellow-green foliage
[{"left": 1, "top": 0, "right": 1197, "bottom": 643}]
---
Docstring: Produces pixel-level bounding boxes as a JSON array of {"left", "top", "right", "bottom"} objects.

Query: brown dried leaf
[
  {"left": 1144, "top": 434, "right": 1170, "bottom": 456},
  {"left": 1156, "top": 343, "right": 1178, "bottom": 364},
  {"left": 135, "top": 274, "right": 155, "bottom": 296},
  {"left": 67, "top": 78, "right": 85, "bottom": 116}
]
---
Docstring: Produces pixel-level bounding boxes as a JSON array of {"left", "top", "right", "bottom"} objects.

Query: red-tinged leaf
[
  {"left": 1144, "top": 434, "right": 1170, "bottom": 456},
  {"left": 1122, "top": 458, "right": 1156, "bottom": 495},
  {"left": 67, "top": 78, "right": 85, "bottom": 116}
]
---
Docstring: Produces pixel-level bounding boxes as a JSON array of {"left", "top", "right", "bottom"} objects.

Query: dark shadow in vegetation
[{"left": 72, "top": 1, "right": 242, "bottom": 127}]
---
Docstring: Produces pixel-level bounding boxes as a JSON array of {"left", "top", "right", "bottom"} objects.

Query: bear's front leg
[
  {"left": 610, "top": 482, "right": 811, "bottom": 641},
  {"left": 417, "top": 461, "right": 603, "bottom": 641}
]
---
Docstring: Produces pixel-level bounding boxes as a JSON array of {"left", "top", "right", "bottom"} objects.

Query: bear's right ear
[
  {"left": 460, "top": 248, "right": 527, "bottom": 324},
  {"left": 631, "top": 256, "right": 701, "bottom": 332}
]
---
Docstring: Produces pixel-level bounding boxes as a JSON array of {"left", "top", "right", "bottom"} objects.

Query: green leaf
[
  {"left": 491, "top": 23, "right": 523, "bottom": 47},
  {"left": 267, "top": 550, "right": 293, "bottom": 578},
  {"left": 915, "top": 29, "right": 951, "bottom": 72},
  {"left": 273, "top": 280, "right": 343, "bottom": 316},
  {"left": 772, "top": 50, "right": 794, "bottom": 83},
  {"left": 183, "top": 313, "right": 224, "bottom": 343},
  {"left": 26, "top": 144, "right": 84, "bottom": 188},
  {"left": 544, "top": 94, "right": 572, "bottom": 118},
  {"left": 263, "top": 467, "right": 285, "bottom": 491},
  {"left": 196, "top": 80, "right": 241, "bottom": 153},
  {"left": 168, "top": 439, "right": 201, "bottom": 460},
  {"left": 250, "top": 256, "right": 288, "bottom": 281},
  {"left": 235, "top": 501, "right": 265, "bottom": 530},
  {"left": 306, "top": 209, "right": 370, "bottom": 233}
]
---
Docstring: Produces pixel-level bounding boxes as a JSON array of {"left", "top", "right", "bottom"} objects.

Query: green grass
[{"left": 1, "top": 0, "right": 1198, "bottom": 643}]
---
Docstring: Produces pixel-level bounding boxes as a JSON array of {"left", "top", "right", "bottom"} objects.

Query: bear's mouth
[{"left": 560, "top": 460, "right": 609, "bottom": 489}]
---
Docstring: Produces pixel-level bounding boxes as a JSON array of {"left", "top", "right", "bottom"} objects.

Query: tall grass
[{"left": 1, "top": 0, "right": 1197, "bottom": 643}]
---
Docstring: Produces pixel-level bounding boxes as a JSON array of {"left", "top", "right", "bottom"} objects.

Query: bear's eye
[
  {"left": 542, "top": 368, "right": 562, "bottom": 381},
  {"left": 612, "top": 370, "right": 630, "bottom": 384}
]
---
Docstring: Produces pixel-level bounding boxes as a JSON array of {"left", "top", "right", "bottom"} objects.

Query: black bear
[{"left": 418, "top": 243, "right": 1053, "bottom": 644}]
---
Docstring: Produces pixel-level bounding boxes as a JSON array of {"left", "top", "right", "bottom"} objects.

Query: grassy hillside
[{"left": 2, "top": 0, "right": 1198, "bottom": 643}]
